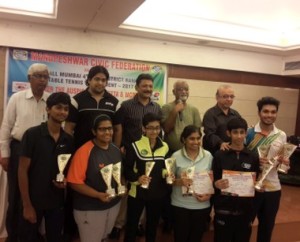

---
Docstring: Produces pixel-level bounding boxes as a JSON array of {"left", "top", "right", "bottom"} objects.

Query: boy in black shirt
[{"left": 213, "top": 117, "right": 259, "bottom": 242}]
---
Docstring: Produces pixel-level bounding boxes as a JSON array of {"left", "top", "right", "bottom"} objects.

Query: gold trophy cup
[
  {"left": 165, "top": 158, "right": 175, "bottom": 184},
  {"left": 141, "top": 161, "right": 155, "bottom": 189}
]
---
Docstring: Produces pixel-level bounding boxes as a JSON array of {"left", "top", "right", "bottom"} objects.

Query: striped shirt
[{"left": 114, "top": 95, "right": 162, "bottom": 149}]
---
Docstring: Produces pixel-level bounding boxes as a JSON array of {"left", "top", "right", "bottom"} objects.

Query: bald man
[{"left": 202, "top": 85, "right": 241, "bottom": 154}]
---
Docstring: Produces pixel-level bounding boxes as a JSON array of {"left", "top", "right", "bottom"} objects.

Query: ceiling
[{"left": 1, "top": 0, "right": 300, "bottom": 56}]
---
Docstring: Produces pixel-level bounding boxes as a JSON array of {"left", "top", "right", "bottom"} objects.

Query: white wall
[{"left": 0, "top": 20, "right": 284, "bottom": 75}]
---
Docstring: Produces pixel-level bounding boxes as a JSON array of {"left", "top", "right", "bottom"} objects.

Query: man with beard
[
  {"left": 202, "top": 85, "right": 241, "bottom": 155},
  {"left": 162, "top": 80, "right": 201, "bottom": 156},
  {"left": 109, "top": 73, "right": 162, "bottom": 239},
  {"left": 0, "top": 63, "right": 50, "bottom": 242},
  {"left": 246, "top": 97, "right": 289, "bottom": 242}
]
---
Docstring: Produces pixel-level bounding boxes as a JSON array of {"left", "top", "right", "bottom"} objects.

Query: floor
[{"left": 1, "top": 184, "right": 300, "bottom": 242}]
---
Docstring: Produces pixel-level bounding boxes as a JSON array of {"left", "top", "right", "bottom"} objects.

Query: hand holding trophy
[
  {"left": 56, "top": 154, "right": 72, "bottom": 182},
  {"left": 165, "top": 158, "right": 175, "bottom": 184},
  {"left": 255, "top": 143, "right": 281, "bottom": 190},
  {"left": 141, "top": 161, "right": 155, "bottom": 189},
  {"left": 182, "top": 166, "right": 195, "bottom": 196},
  {"left": 277, "top": 143, "right": 297, "bottom": 173},
  {"left": 100, "top": 164, "right": 116, "bottom": 198},
  {"left": 112, "top": 162, "right": 126, "bottom": 195}
]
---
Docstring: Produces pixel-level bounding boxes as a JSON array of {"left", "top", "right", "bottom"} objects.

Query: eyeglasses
[
  {"left": 176, "top": 87, "right": 189, "bottom": 92},
  {"left": 31, "top": 74, "right": 50, "bottom": 80},
  {"left": 93, "top": 77, "right": 107, "bottom": 82},
  {"left": 219, "top": 95, "right": 235, "bottom": 99},
  {"left": 145, "top": 126, "right": 161, "bottom": 132},
  {"left": 97, "top": 127, "right": 113, "bottom": 132}
]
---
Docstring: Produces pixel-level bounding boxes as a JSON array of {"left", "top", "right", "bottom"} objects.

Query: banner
[{"left": 7, "top": 48, "right": 167, "bottom": 105}]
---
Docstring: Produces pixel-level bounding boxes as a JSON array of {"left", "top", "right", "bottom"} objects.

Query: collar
[
  {"left": 85, "top": 88, "right": 110, "bottom": 98},
  {"left": 25, "top": 88, "right": 48, "bottom": 101},
  {"left": 226, "top": 146, "right": 252, "bottom": 155},
  {"left": 214, "top": 104, "right": 235, "bottom": 115},
  {"left": 182, "top": 146, "right": 206, "bottom": 163},
  {"left": 254, "top": 122, "right": 280, "bottom": 136},
  {"left": 141, "top": 135, "right": 164, "bottom": 150},
  {"left": 133, "top": 94, "right": 154, "bottom": 105},
  {"left": 40, "top": 122, "right": 68, "bottom": 140}
]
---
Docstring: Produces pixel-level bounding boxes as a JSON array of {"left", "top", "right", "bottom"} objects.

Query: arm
[
  {"left": 0, "top": 95, "right": 17, "bottom": 170},
  {"left": 203, "top": 111, "right": 224, "bottom": 150},
  {"left": 162, "top": 102, "right": 184, "bottom": 134},
  {"left": 18, "top": 156, "right": 36, "bottom": 223},
  {"left": 113, "top": 124, "right": 122, "bottom": 148},
  {"left": 124, "top": 145, "right": 140, "bottom": 182}
]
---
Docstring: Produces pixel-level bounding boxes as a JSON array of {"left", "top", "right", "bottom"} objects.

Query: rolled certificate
[
  {"left": 100, "top": 164, "right": 116, "bottom": 198},
  {"left": 56, "top": 154, "right": 72, "bottom": 182},
  {"left": 141, "top": 161, "right": 155, "bottom": 189},
  {"left": 182, "top": 166, "right": 195, "bottom": 196},
  {"left": 165, "top": 158, "right": 175, "bottom": 184},
  {"left": 277, "top": 143, "right": 297, "bottom": 173},
  {"left": 112, "top": 162, "right": 126, "bottom": 195}
]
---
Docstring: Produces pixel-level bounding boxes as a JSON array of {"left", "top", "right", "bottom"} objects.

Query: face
[
  {"left": 183, "top": 131, "right": 201, "bottom": 151},
  {"left": 258, "top": 104, "right": 278, "bottom": 126},
  {"left": 227, "top": 128, "right": 246, "bottom": 147},
  {"left": 47, "top": 104, "right": 69, "bottom": 124},
  {"left": 29, "top": 70, "right": 49, "bottom": 94},
  {"left": 143, "top": 121, "right": 161, "bottom": 140},
  {"left": 93, "top": 120, "right": 113, "bottom": 145},
  {"left": 216, "top": 87, "right": 235, "bottom": 110},
  {"left": 88, "top": 73, "right": 108, "bottom": 95},
  {"left": 173, "top": 82, "right": 189, "bottom": 102},
  {"left": 135, "top": 79, "right": 153, "bottom": 99}
]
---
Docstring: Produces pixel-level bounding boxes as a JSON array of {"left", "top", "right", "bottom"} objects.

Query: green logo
[{"left": 141, "top": 149, "right": 148, "bottom": 155}]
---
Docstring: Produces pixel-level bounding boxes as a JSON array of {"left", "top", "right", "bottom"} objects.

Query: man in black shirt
[{"left": 203, "top": 85, "right": 241, "bottom": 154}]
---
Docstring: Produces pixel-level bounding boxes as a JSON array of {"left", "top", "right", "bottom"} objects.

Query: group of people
[{"left": 0, "top": 63, "right": 289, "bottom": 242}]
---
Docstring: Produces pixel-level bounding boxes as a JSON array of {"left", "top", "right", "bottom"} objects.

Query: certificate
[
  {"left": 221, "top": 170, "right": 255, "bottom": 197},
  {"left": 193, "top": 171, "right": 214, "bottom": 195}
]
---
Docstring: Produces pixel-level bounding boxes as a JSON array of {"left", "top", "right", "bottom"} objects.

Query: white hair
[{"left": 27, "top": 63, "right": 49, "bottom": 75}]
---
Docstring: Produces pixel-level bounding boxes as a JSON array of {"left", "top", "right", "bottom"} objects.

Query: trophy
[
  {"left": 182, "top": 166, "right": 195, "bottom": 196},
  {"left": 165, "top": 158, "right": 175, "bottom": 184},
  {"left": 56, "top": 154, "right": 71, "bottom": 182},
  {"left": 112, "top": 162, "right": 126, "bottom": 195},
  {"left": 141, "top": 161, "right": 155, "bottom": 189},
  {"left": 100, "top": 164, "right": 116, "bottom": 198},
  {"left": 277, "top": 143, "right": 297, "bottom": 173},
  {"left": 255, "top": 143, "right": 282, "bottom": 190}
]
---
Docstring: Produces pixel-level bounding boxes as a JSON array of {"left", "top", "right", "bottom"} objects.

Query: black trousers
[
  {"left": 172, "top": 205, "right": 210, "bottom": 242},
  {"left": 214, "top": 213, "right": 252, "bottom": 242},
  {"left": 253, "top": 190, "right": 281, "bottom": 242},
  {"left": 19, "top": 207, "right": 64, "bottom": 242},
  {"left": 124, "top": 195, "right": 164, "bottom": 242},
  {"left": 6, "top": 140, "right": 21, "bottom": 242}
]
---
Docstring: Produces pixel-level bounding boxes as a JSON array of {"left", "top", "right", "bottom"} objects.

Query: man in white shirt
[{"left": 0, "top": 63, "right": 50, "bottom": 242}]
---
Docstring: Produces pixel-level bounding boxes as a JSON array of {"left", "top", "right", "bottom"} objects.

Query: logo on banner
[{"left": 12, "top": 50, "right": 28, "bottom": 60}]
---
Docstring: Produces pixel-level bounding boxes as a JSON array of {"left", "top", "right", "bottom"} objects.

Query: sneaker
[
  {"left": 108, "top": 227, "right": 121, "bottom": 240},
  {"left": 136, "top": 224, "right": 145, "bottom": 237}
]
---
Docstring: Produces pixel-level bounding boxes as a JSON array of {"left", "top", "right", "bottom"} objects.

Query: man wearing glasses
[
  {"left": 203, "top": 84, "right": 241, "bottom": 155},
  {"left": 0, "top": 63, "right": 50, "bottom": 242}
]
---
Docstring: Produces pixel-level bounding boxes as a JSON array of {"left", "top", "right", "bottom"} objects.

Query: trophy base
[
  {"left": 117, "top": 185, "right": 126, "bottom": 195},
  {"left": 277, "top": 164, "right": 289, "bottom": 174},
  {"left": 106, "top": 188, "right": 116, "bottom": 198},
  {"left": 141, "top": 183, "right": 149, "bottom": 189},
  {"left": 166, "top": 176, "right": 173, "bottom": 185},
  {"left": 254, "top": 184, "right": 263, "bottom": 191},
  {"left": 56, "top": 173, "right": 65, "bottom": 183}
]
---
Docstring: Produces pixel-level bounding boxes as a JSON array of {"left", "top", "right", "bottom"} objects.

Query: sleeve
[
  {"left": 212, "top": 152, "right": 223, "bottom": 190},
  {"left": 0, "top": 95, "right": 17, "bottom": 157},
  {"left": 203, "top": 111, "right": 223, "bottom": 149},
  {"left": 20, "top": 129, "right": 35, "bottom": 158},
  {"left": 161, "top": 104, "right": 171, "bottom": 123},
  {"left": 124, "top": 144, "right": 140, "bottom": 182},
  {"left": 67, "top": 144, "right": 90, "bottom": 184},
  {"left": 193, "top": 107, "right": 202, "bottom": 128},
  {"left": 113, "top": 104, "right": 125, "bottom": 125},
  {"left": 66, "top": 97, "right": 79, "bottom": 123}
]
